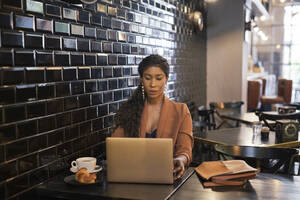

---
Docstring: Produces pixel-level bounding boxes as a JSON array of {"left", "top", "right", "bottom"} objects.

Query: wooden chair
[
  {"left": 209, "top": 101, "right": 244, "bottom": 129},
  {"left": 255, "top": 111, "right": 300, "bottom": 131},
  {"left": 261, "top": 78, "right": 293, "bottom": 110},
  {"left": 215, "top": 145, "right": 298, "bottom": 174}
]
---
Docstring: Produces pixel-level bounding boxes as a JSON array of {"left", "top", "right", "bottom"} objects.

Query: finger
[{"left": 176, "top": 168, "right": 184, "bottom": 179}]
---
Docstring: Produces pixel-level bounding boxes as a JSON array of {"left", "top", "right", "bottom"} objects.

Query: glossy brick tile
[
  {"left": 6, "top": 139, "right": 28, "bottom": 160},
  {"left": 65, "top": 125, "right": 79, "bottom": 140},
  {"left": 18, "top": 153, "right": 38, "bottom": 173},
  {"left": 96, "top": 29, "right": 107, "bottom": 40},
  {"left": 56, "top": 82, "right": 70, "bottom": 97},
  {"left": 91, "top": 13, "right": 101, "bottom": 26},
  {"left": 71, "top": 81, "right": 84, "bottom": 95},
  {"left": 123, "top": 0, "right": 131, "bottom": 8},
  {"left": 85, "top": 80, "right": 97, "bottom": 93},
  {"left": 46, "top": 67, "right": 62, "bottom": 82},
  {"left": 36, "top": 18, "right": 52, "bottom": 32},
  {"left": 92, "top": 118, "right": 103, "bottom": 132},
  {"left": 108, "top": 30, "right": 117, "bottom": 41},
  {"left": 103, "top": 91, "right": 113, "bottom": 103},
  {"left": 63, "top": 8, "right": 77, "bottom": 21},
  {"left": 17, "top": 119, "right": 37, "bottom": 139},
  {"left": 27, "top": 102, "right": 46, "bottom": 118},
  {"left": 0, "top": 145, "right": 4, "bottom": 163},
  {"left": 0, "top": 12, "right": 12, "bottom": 28},
  {"left": 37, "top": 84, "right": 55, "bottom": 100},
  {"left": 85, "top": 27, "right": 96, "bottom": 38},
  {"left": 29, "top": 166, "right": 48, "bottom": 186},
  {"left": 0, "top": 87, "right": 15, "bottom": 105},
  {"left": 55, "top": 22, "right": 69, "bottom": 35},
  {"left": 77, "top": 39, "right": 90, "bottom": 52},
  {"left": 98, "top": 104, "right": 108, "bottom": 117},
  {"left": 102, "top": 42, "right": 112, "bottom": 53},
  {"left": 91, "top": 67, "right": 102, "bottom": 79},
  {"left": 86, "top": 106, "right": 98, "bottom": 120},
  {"left": 112, "top": 19, "right": 122, "bottom": 31},
  {"left": 15, "top": 15, "right": 33, "bottom": 30},
  {"left": 98, "top": 80, "right": 108, "bottom": 91},
  {"left": 0, "top": 160, "right": 17, "bottom": 182},
  {"left": 103, "top": 67, "right": 113, "bottom": 78},
  {"left": 108, "top": 6, "right": 117, "bottom": 16},
  {"left": 78, "top": 67, "right": 91, "bottom": 79},
  {"left": 39, "top": 147, "right": 56, "bottom": 165},
  {"left": 102, "top": 16, "right": 111, "bottom": 28},
  {"left": 26, "top": 68, "right": 45, "bottom": 83},
  {"left": 54, "top": 53, "right": 70, "bottom": 66},
  {"left": 16, "top": 85, "right": 36, "bottom": 103},
  {"left": 109, "top": 102, "right": 118, "bottom": 113},
  {"left": 123, "top": 22, "right": 130, "bottom": 32},
  {"left": 56, "top": 112, "right": 71, "bottom": 128},
  {"left": 117, "top": 8, "right": 125, "bottom": 19},
  {"left": 4, "top": 105, "right": 26, "bottom": 123},
  {"left": 70, "top": 54, "right": 84, "bottom": 66},
  {"left": 113, "top": 43, "right": 121, "bottom": 53},
  {"left": 14, "top": 50, "right": 34, "bottom": 66},
  {"left": 72, "top": 109, "right": 85, "bottom": 123},
  {"left": 92, "top": 93, "right": 102, "bottom": 105},
  {"left": 122, "top": 44, "right": 130, "bottom": 54},
  {"left": 45, "top": 35, "right": 61, "bottom": 50},
  {"left": 25, "top": 33, "right": 43, "bottom": 49},
  {"left": 98, "top": 54, "right": 108, "bottom": 65},
  {"left": 91, "top": 41, "right": 102, "bottom": 52},
  {"left": 108, "top": 79, "right": 118, "bottom": 90},
  {"left": 78, "top": 10, "right": 90, "bottom": 23},
  {"left": 97, "top": 3, "right": 107, "bottom": 13},
  {"left": 7, "top": 174, "right": 30, "bottom": 198},
  {"left": 113, "top": 67, "right": 122, "bottom": 77},
  {"left": 64, "top": 96, "right": 78, "bottom": 111},
  {"left": 2, "top": 31, "right": 23, "bottom": 48},
  {"left": 118, "top": 55, "right": 127, "bottom": 65},
  {"left": 0, "top": 50, "right": 13, "bottom": 66},
  {"left": 28, "top": 134, "right": 47, "bottom": 152},
  {"left": 36, "top": 51, "right": 53, "bottom": 66},
  {"left": 79, "top": 94, "right": 91, "bottom": 107},
  {"left": 114, "top": 90, "right": 123, "bottom": 101},
  {"left": 79, "top": 121, "right": 92, "bottom": 136},
  {"left": 118, "top": 78, "right": 127, "bottom": 88},
  {"left": 2, "top": 68, "right": 25, "bottom": 85},
  {"left": 0, "top": 124, "right": 16, "bottom": 144},
  {"left": 63, "top": 38, "right": 77, "bottom": 50},
  {"left": 26, "top": 0, "right": 44, "bottom": 14},
  {"left": 38, "top": 116, "right": 56, "bottom": 133},
  {"left": 85, "top": 54, "right": 96, "bottom": 65},
  {"left": 47, "top": 99, "right": 63, "bottom": 114},
  {"left": 48, "top": 129, "right": 64, "bottom": 146},
  {"left": 108, "top": 55, "right": 117, "bottom": 65},
  {"left": 71, "top": 24, "right": 84, "bottom": 36},
  {"left": 63, "top": 68, "right": 77, "bottom": 81},
  {"left": 46, "top": 4, "right": 61, "bottom": 17}
]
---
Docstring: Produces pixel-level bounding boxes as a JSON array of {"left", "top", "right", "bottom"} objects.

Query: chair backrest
[
  {"left": 247, "top": 80, "right": 263, "bottom": 110},
  {"left": 215, "top": 145, "right": 298, "bottom": 173},
  {"left": 209, "top": 101, "right": 244, "bottom": 116},
  {"left": 198, "top": 108, "right": 216, "bottom": 130},
  {"left": 277, "top": 78, "right": 293, "bottom": 103},
  {"left": 186, "top": 101, "right": 197, "bottom": 121},
  {"left": 255, "top": 111, "right": 300, "bottom": 130}
]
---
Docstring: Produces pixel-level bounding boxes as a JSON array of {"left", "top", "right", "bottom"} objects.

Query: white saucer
[{"left": 70, "top": 165, "right": 102, "bottom": 174}]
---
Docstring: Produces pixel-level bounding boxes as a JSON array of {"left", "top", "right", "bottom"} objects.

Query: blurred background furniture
[
  {"left": 215, "top": 145, "right": 298, "bottom": 174},
  {"left": 247, "top": 79, "right": 263, "bottom": 111},
  {"left": 255, "top": 110, "right": 300, "bottom": 131},
  {"left": 209, "top": 101, "right": 244, "bottom": 129},
  {"left": 261, "top": 78, "right": 293, "bottom": 111}
]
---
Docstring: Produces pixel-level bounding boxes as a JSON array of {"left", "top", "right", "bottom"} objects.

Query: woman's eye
[
  {"left": 145, "top": 77, "right": 151, "bottom": 80},
  {"left": 157, "top": 78, "right": 162, "bottom": 81}
]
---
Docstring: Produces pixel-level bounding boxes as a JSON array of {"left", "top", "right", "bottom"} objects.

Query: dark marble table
[
  {"left": 171, "top": 172, "right": 300, "bottom": 200},
  {"left": 195, "top": 126, "right": 300, "bottom": 148},
  {"left": 36, "top": 167, "right": 194, "bottom": 200}
]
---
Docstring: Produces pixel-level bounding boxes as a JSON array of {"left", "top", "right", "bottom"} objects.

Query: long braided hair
[{"left": 114, "top": 54, "right": 169, "bottom": 137}]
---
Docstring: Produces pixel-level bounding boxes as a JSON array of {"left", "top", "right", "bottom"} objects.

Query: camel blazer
[{"left": 112, "top": 95, "right": 194, "bottom": 165}]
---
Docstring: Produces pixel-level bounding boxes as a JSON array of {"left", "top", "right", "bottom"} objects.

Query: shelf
[{"left": 251, "top": 0, "right": 270, "bottom": 19}]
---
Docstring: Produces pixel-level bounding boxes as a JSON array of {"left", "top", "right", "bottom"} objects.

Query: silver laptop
[{"left": 106, "top": 137, "right": 174, "bottom": 184}]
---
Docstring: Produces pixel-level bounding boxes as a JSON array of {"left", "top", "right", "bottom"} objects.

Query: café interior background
[{"left": 0, "top": 0, "right": 206, "bottom": 199}]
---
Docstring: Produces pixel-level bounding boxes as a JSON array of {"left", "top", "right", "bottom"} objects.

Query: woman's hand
[{"left": 173, "top": 155, "right": 187, "bottom": 180}]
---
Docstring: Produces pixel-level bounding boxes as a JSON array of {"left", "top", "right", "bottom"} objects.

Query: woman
[{"left": 112, "top": 54, "right": 193, "bottom": 180}]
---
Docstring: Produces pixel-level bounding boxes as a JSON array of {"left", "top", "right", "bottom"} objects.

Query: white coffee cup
[{"left": 70, "top": 157, "right": 96, "bottom": 173}]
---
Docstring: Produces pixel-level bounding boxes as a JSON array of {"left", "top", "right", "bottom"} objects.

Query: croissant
[{"left": 75, "top": 168, "right": 97, "bottom": 184}]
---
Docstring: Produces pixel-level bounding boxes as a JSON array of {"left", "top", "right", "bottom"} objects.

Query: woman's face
[{"left": 141, "top": 66, "right": 168, "bottom": 100}]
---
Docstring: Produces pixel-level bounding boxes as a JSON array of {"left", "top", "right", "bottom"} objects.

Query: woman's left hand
[{"left": 173, "top": 155, "right": 187, "bottom": 180}]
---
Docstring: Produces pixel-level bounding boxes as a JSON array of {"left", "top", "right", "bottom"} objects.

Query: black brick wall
[{"left": 0, "top": 0, "right": 206, "bottom": 199}]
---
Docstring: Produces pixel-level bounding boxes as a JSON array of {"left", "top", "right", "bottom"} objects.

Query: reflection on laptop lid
[{"left": 106, "top": 137, "right": 174, "bottom": 184}]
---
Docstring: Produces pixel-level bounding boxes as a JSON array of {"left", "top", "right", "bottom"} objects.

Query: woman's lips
[{"left": 148, "top": 90, "right": 158, "bottom": 94}]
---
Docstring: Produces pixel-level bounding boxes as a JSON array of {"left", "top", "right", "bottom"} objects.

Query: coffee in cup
[
  {"left": 70, "top": 157, "right": 96, "bottom": 173},
  {"left": 261, "top": 126, "right": 270, "bottom": 140}
]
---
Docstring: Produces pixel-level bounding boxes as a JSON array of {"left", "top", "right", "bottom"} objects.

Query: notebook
[{"left": 106, "top": 137, "right": 174, "bottom": 184}]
